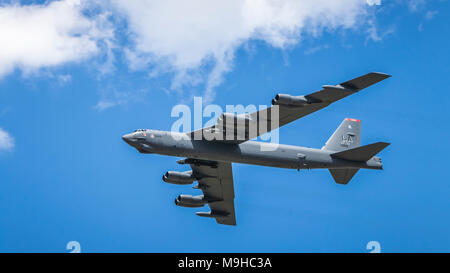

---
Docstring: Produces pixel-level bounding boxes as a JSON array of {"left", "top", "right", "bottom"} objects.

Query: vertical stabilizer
[
  {"left": 329, "top": 169, "right": 360, "bottom": 184},
  {"left": 322, "top": 118, "right": 361, "bottom": 152}
]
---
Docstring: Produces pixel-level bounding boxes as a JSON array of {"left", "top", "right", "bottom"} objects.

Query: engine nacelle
[
  {"left": 175, "top": 194, "right": 207, "bottom": 208},
  {"left": 217, "top": 113, "right": 251, "bottom": 125},
  {"left": 272, "top": 94, "right": 311, "bottom": 106},
  {"left": 162, "top": 171, "right": 196, "bottom": 185}
]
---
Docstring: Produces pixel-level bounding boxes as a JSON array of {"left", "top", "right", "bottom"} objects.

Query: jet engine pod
[
  {"left": 162, "top": 171, "right": 196, "bottom": 185},
  {"left": 175, "top": 194, "right": 207, "bottom": 208},
  {"left": 217, "top": 112, "right": 251, "bottom": 125},
  {"left": 272, "top": 94, "right": 311, "bottom": 106}
]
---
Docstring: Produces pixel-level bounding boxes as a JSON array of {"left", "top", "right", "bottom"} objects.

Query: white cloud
[
  {"left": 108, "top": 0, "right": 382, "bottom": 101},
  {"left": 425, "top": 10, "right": 437, "bottom": 20},
  {"left": 0, "top": 0, "right": 113, "bottom": 78},
  {"left": 0, "top": 128, "right": 14, "bottom": 151},
  {"left": 366, "top": 0, "right": 381, "bottom": 6},
  {"left": 408, "top": 0, "right": 426, "bottom": 12},
  {"left": 0, "top": 0, "right": 385, "bottom": 102}
]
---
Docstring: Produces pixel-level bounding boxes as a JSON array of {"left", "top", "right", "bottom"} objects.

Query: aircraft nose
[{"left": 122, "top": 133, "right": 135, "bottom": 145}]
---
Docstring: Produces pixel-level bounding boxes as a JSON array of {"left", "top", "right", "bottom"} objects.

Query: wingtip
[
  {"left": 377, "top": 141, "right": 391, "bottom": 148},
  {"left": 371, "top": 72, "right": 392, "bottom": 78},
  {"left": 341, "top": 72, "right": 391, "bottom": 90}
]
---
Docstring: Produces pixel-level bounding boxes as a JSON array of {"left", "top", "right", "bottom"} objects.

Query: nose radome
[{"left": 122, "top": 133, "right": 134, "bottom": 144}]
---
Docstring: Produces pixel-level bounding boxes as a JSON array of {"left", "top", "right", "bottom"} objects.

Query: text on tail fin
[{"left": 323, "top": 118, "right": 361, "bottom": 152}]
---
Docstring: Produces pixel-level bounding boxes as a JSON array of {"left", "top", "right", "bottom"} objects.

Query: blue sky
[{"left": 0, "top": 0, "right": 449, "bottom": 252}]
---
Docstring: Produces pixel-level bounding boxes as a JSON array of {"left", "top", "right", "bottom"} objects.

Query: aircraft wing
[
  {"left": 190, "top": 72, "right": 390, "bottom": 142},
  {"left": 186, "top": 159, "right": 236, "bottom": 225}
]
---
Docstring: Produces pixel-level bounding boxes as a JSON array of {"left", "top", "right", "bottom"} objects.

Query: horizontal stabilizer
[
  {"left": 329, "top": 168, "right": 359, "bottom": 184},
  {"left": 331, "top": 142, "right": 390, "bottom": 162}
]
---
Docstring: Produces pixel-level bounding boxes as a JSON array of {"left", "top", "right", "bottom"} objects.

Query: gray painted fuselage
[{"left": 122, "top": 130, "right": 382, "bottom": 170}]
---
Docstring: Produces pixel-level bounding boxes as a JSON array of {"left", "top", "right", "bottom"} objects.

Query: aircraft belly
[
  {"left": 176, "top": 140, "right": 300, "bottom": 169},
  {"left": 154, "top": 139, "right": 377, "bottom": 170}
]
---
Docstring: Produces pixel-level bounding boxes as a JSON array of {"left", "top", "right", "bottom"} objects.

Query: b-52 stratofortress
[{"left": 123, "top": 72, "right": 391, "bottom": 225}]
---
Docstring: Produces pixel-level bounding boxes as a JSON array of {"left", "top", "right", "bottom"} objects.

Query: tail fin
[
  {"left": 322, "top": 118, "right": 361, "bottom": 152},
  {"left": 328, "top": 142, "right": 390, "bottom": 184},
  {"left": 324, "top": 119, "right": 390, "bottom": 184}
]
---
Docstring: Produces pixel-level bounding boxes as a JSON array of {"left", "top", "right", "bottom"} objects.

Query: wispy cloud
[
  {"left": 94, "top": 100, "right": 117, "bottom": 111},
  {"left": 408, "top": 0, "right": 426, "bottom": 12},
  {"left": 418, "top": 9, "right": 438, "bottom": 32},
  {"left": 366, "top": 0, "right": 381, "bottom": 6},
  {"left": 94, "top": 88, "right": 149, "bottom": 111},
  {"left": 366, "top": 19, "right": 395, "bottom": 42},
  {"left": 0, "top": 128, "right": 14, "bottom": 151},
  {"left": 425, "top": 10, "right": 438, "bottom": 20},
  {"left": 58, "top": 74, "right": 72, "bottom": 85},
  {"left": 304, "top": 45, "right": 330, "bottom": 55}
]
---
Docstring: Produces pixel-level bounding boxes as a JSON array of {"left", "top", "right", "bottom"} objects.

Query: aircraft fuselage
[{"left": 122, "top": 130, "right": 382, "bottom": 170}]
